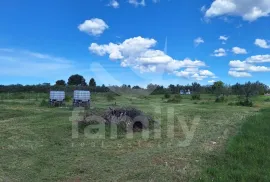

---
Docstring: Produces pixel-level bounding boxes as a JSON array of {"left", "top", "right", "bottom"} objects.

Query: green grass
[
  {"left": 0, "top": 93, "right": 268, "bottom": 181},
  {"left": 198, "top": 108, "right": 270, "bottom": 182}
]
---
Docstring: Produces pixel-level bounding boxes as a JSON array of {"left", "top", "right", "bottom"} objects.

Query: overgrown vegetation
[
  {"left": 167, "top": 94, "right": 182, "bottom": 103},
  {"left": 215, "top": 95, "right": 227, "bottom": 103},
  {"left": 164, "top": 93, "right": 171, "bottom": 99},
  {"left": 39, "top": 99, "right": 48, "bottom": 107},
  {"left": 264, "top": 98, "right": 270, "bottom": 102},
  {"left": 198, "top": 108, "right": 270, "bottom": 181},
  {"left": 191, "top": 93, "right": 201, "bottom": 100},
  {"left": 1, "top": 80, "right": 268, "bottom": 97}
]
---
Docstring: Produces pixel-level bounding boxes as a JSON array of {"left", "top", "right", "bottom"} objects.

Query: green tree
[
  {"left": 191, "top": 82, "right": 201, "bottom": 93},
  {"left": 68, "top": 74, "right": 86, "bottom": 86},
  {"left": 89, "top": 78, "right": 96, "bottom": 88},
  {"left": 212, "top": 81, "right": 225, "bottom": 96},
  {"left": 55, "top": 80, "right": 66, "bottom": 86}
]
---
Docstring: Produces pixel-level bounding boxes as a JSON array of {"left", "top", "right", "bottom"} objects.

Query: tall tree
[
  {"left": 212, "top": 81, "right": 225, "bottom": 97},
  {"left": 68, "top": 74, "right": 86, "bottom": 86},
  {"left": 89, "top": 78, "right": 96, "bottom": 88},
  {"left": 191, "top": 82, "right": 201, "bottom": 93},
  {"left": 55, "top": 80, "right": 66, "bottom": 86}
]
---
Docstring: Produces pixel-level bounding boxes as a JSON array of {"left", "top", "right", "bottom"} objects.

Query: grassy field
[
  {"left": 198, "top": 107, "right": 270, "bottom": 181},
  {"left": 0, "top": 93, "right": 269, "bottom": 181}
]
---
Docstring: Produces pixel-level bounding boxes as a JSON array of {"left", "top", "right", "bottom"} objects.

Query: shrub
[
  {"left": 164, "top": 93, "right": 171, "bottom": 99},
  {"left": 236, "top": 99, "right": 253, "bottom": 107},
  {"left": 215, "top": 95, "right": 227, "bottom": 103},
  {"left": 191, "top": 93, "right": 201, "bottom": 100},
  {"left": 228, "top": 102, "right": 236, "bottom": 106},
  {"left": 39, "top": 99, "right": 48, "bottom": 107},
  {"left": 264, "top": 98, "right": 270, "bottom": 102},
  {"left": 167, "top": 95, "right": 182, "bottom": 103},
  {"left": 65, "top": 95, "right": 72, "bottom": 102}
]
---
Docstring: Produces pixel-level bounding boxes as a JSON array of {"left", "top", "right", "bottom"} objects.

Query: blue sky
[{"left": 0, "top": 0, "right": 270, "bottom": 87}]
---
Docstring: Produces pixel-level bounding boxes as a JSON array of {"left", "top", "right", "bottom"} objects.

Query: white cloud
[
  {"left": 245, "top": 55, "right": 270, "bottom": 63},
  {"left": 229, "top": 60, "right": 270, "bottom": 72},
  {"left": 90, "top": 36, "right": 216, "bottom": 81},
  {"left": 204, "top": 0, "right": 270, "bottom": 21},
  {"left": 219, "top": 35, "right": 228, "bottom": 41},
  {"left": 213, "top": 48, "right": 226, "bottom": 57},
  {"left": 208, "top": 80, "right": 216, "bottom": 83},
  {"left": 108, "top": 0, "right": 119, "bottom": 8},
  {"left": 173, "top": 68, "right": 215, "bottom": 81},
  {"left": 194, "top": 37, "right": 204, "bottom": 46},
  {"left": 128, "top": 0, "right": 145, "bottom": 6},
  {"left": 219, "top": 36, "right": 229, "bottom": 44},
  {"left": 228, "top": 71, "right": 252, "bottom": 77},
  {"left": 232, "top": 47, "right": 247, "bottom": 54},
  {"left": 78, "top": 18, "right": 109, "bottom": 36},
  {"left": 228, "top": 54, "right": 270, "bottom": 77},
  {"left": 254, "top": 39, "right": 270, "bottom": 49}
]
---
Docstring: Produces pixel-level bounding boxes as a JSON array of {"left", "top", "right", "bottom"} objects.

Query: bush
[
  {"left": 215, "top": 95, "right": 227, "bottom": 103},
  {"left": 264, "top": 98, "right": 270, "bottom": 102},
  {"left": 65, "top": 95, "right": 72, "bottom": 102},
  {"left": 228, "top": 102, "right": 236, "bottom": 106},
  {"left": 236, "top": 99, "right": 253, "bottom": 107},
  {"left": 39, "top": 99, "right": 48, "bottom": 107},
  {"left": 191, "top": 93, "right": 201, "bottom": 100},
  {"left": 167, "top": 95, "right": 182, "bottom": 103},
  {"left": 164, "top": 93, "right": 171, "bottom": 99}
]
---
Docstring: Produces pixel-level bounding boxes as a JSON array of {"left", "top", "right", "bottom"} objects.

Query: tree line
[{"left": 0, "top": 74, "right": 269, "bottom": 97}]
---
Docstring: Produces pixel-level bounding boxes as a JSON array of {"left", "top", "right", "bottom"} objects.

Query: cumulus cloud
[
  {"left": 245, "top": 55, "right": 270, "bottom": 63},
  {"left": 228, "top": 71, "right": 252, "bottom": 77},
  {"left": 194, "top": 37, "right": 204, "bottom": 47},
  {"left": 232, "top": 47, "right": 247, "bottom": 54},
  {"left": 228, "top": 54, "right": 270, "bottom": 77},
  {"left": 89, "top": 36, "right": 216, "bottom": 81},
  {"left": 108, "top": 0, "right": 119, "bottom": 8},
  {"left": 254, "top": 39, "right": 270, "bottom": 49},
  {"left": 229, "top": 60, "right": 270, "bottom": 72},
  {"left": 128, "top": 0, "right": 145, "bottom": 6},
  {"left": 204, "top": 0, "right": 270, "bottom": 21},
  {"left": 78, "top": 18, "right": 109, "bottom": 36},
  {"left": 212, "top": 48, "right": 226, "bottom": 57}
]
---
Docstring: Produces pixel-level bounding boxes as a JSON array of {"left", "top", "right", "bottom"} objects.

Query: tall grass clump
[
  {"left": 164, "top": 93, "right": 171, "bottom": 99},
  {"left": 167, "top": 95, "right": 182, "bottom": 103}
]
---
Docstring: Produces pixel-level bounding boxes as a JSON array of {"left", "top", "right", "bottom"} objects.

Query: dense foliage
[{"left": 0, "top": 76, "right": 269, "bottom": 98}]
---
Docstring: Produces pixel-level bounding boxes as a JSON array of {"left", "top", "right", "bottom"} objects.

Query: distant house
[{"left": 180, "top": 89, "right": 192, "bottom": 95}]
